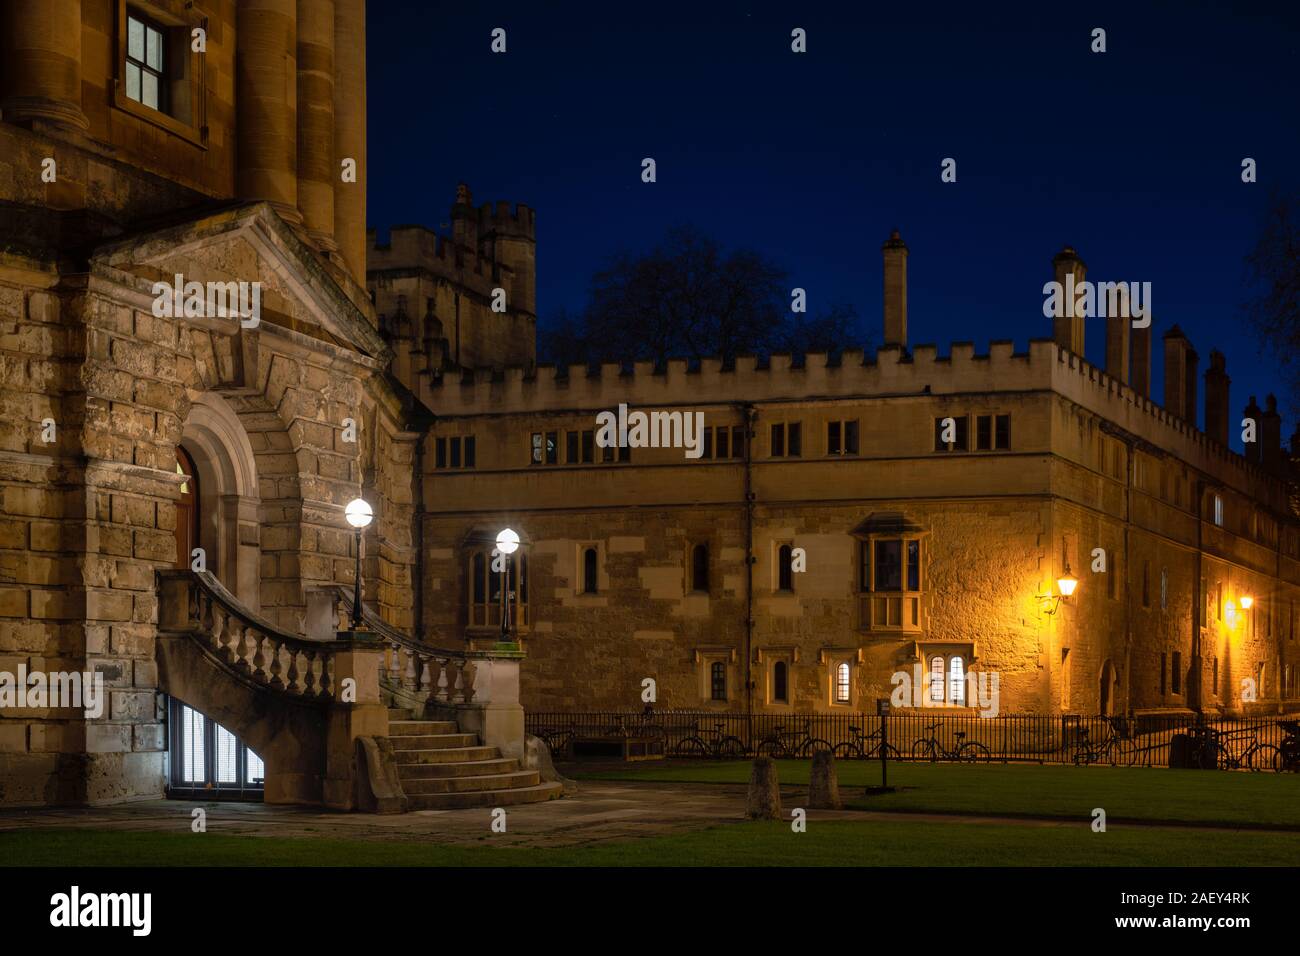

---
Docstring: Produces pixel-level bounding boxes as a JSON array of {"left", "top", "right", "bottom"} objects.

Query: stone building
[
  {"left": 405, "top": 239, "right": 1300, "bottom": 720},
  {"left": 1, "top": 1, "right": 1297, "bottom": 812},
  {"left": 0, "top": 1, "right": 553, "bottom": 810}
]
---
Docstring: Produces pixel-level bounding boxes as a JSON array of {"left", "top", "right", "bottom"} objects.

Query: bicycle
[
  {"left": 1071, "top": 717, "right": 1135, "bottom": 766},
  {"left": 754, "top": 721, "right": 833, "bottom": 758},
  {"left": 910, "top": 722, "right": 991, "bottom": 762},
  {"left": 833, "top": 723, "right": 900, "bottom": 761},
  {"left": 1211, "top": 728, "right": 1281, "bottom": 772},
  {"left": 671, "top": 721, "right": 749, "bottom": 759}
]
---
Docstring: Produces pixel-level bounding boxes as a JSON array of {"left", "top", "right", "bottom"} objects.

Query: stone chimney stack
[
  {"left": 1052, "top": 246, "right": 1086, "bottom": 356},
  {"left": 1131, "top": 323, "right": 1152, "bottom": 399},
  {"left": 1243, "top": 396, "right": 1263, "bottom": 464},
  {"left": 1262, "top": 394, "right": 1283, "bottom": 471},
  {"left": 882, "top": 230, "right": 908, "bottom": 349},
  {"left": 1105, "top": 286, "right": 1131, "bottom": 384},
  {"left": 1203, "top": 350, "right": 1230, "bottom": 446},
  {"left": 1162, "top": 326, "right": 1190, "bottom": 420},
  {"left": 1184, "top": 346, "right": 1199, "bottom": 429}
]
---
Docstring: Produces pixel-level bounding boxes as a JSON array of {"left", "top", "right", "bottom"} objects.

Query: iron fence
[{"left": 526, "top": 709, "right": 1300, "bottom": 769}]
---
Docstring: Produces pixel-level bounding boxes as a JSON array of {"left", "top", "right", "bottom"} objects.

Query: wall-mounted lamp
[
  {"left": 1239, "top": 595, "right": 1254, "bottom": 610},
  {"left": 1038, "top": 563, "right": 1079, "bottom": 615}
]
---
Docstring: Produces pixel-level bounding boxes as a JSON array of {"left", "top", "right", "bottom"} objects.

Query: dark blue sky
[{"left": 368, "top": 1, "right": 1300, "bottom": 450}]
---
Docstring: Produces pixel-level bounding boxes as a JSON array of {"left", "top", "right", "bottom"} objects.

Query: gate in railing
[{"left": 526, "top": 710, "right": 1300, "bottom": 769}]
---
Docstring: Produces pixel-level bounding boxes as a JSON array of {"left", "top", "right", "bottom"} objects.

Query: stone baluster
[
  {"left": 402, "top": 647, "right": 418, "bottom": 691},
  {"left": 434, "top": 657, "right": 450, "bottom": 702},
  {"left": 286, "top": 648, "right": 301, "bottom": 694},
  {"left": 462, "top": 660, "right": 478, "bottom": 703},
  {"left": 418, "top": 654, "right": 434, "bottom": 694},
  {"left": 317, "top": 654, "right": 332, "bottom": 699},
  {"left": 234, "top": 625, "right": 252, "bottom": 672},
  {"left": 268, "top": 639, "right": 284, "bottom": 689},
  {"left": 251, "top": 632, "right": 267, "bottom": 680},
  {"left": 302, "top": 650, "right": 318, "bottom": 696}
]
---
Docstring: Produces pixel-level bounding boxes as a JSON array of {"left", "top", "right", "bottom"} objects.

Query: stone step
[
  {"left": 387, "top": 708, "right": 414, "bottom": 720},
  {"left": 394, "top": 745, "right": 499, "bottom": 764},
  {"left": 396, "top": 757, "right": 521, "bottom": 779},
  {"left": 389, "top": 733, "right": 478, "bottom": 751},
  {"left": 387, "top": 720, "right": 460, "bottom": 736},
  {"left": 406, "top": 782, "right": 565, "bottom": 811},
  {"left": 400, "top": 770, "right": 541, "bottom": 795}
]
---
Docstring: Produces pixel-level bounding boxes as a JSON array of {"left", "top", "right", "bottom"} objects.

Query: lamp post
[
  {"left": 496, "top": 527, "right": 520, "bottom": 643},
  {"left": 345, "top": 497, "right": 373, "bottom": 630}
]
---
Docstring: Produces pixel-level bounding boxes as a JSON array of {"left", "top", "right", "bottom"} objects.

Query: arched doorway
[
  {"left": 173, "top": 446, "right": 199, "bottom": 570},
  {"left": 1099, "top": 660, "right": 1118, "bottom": 716}
]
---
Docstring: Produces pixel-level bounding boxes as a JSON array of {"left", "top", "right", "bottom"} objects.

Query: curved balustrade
[
  {"left": 327, "top": 586, "right": 496, "bottom": 706},
  {"left": 159, "top": 570, "right": 340, "bottom": 702}
]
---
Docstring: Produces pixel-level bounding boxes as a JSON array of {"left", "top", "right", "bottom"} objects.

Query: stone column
[
  {"left": 332, "top": 0, "right": 367, "bottom": 285},
  {"left": 0, "top": 0, "right": 89, "bottom": 130},
  {"left": 236, "top": 0, "right": 302, "bottom": 225},
  {"left": 297, "top": 0, "right": 336, "bottom": 251}
]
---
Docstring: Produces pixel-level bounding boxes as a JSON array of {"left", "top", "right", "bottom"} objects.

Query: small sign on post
[{"left": 867, "top": 698, "right": 896, "bottom": 795}]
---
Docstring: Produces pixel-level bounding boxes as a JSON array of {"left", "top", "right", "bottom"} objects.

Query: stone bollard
[
  {"left": 746, "top": 756, "right": 782, "bottom": 820},
  {"left": 808, "top": 750, "right": 842, "bottom": 810}
]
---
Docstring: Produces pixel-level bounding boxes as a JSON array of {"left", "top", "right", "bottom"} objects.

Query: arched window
[
  {"left": 774, "top": 661, "right": 788, "bottom": 703},
  {"left": 929, "top": 656, "right": 945, "bottom": 703},
  {"left": 948, "top": 657, "right": 966, "bottom": 705},
  {"left": 583, "top": 547, "right": 598, "bottom": 594},
  {"left": 173, "top": 446, "right": 199, "bottom": 571},
  {"left": 692, "top": 543, "right": 709, "bottom": 593},
  {"left": 835, "top": 662, "right": 851, "bottom": 703},
  {"left": 468, "top": 547, "right": 528, "bottom": 628},
  {"left": 777, "top": 545, "right": 793, "bottom": 592}
]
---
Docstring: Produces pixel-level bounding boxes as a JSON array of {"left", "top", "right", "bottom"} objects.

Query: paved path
[{"left": 0, "top": 781, "right": 1283, "bottom": 848}]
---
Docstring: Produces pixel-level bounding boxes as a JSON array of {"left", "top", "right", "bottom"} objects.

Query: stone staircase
[{"left": 385, "top": 707, "right": 563, "bottom": 810}]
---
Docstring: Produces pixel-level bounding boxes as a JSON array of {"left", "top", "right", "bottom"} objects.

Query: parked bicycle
[
  {"left": 1071, "top": 717, "right": 1135, "bottom": 766},
  {"left": 754, "top": 721, "right": 833, "bottom": 758},
  {"left": 1210, "top": 728, "right": 1282, "bottom": 772},
  {"left": 911, "top": 722, "right": 991, "bottom": 762},
  {"left": 833, "top": 723, "right": 900, "bottom": 761},
  {"left": 671, "top": 721, "right": 749, "bottom": 759}
]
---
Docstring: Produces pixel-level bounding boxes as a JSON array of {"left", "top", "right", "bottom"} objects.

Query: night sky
[{"left": 367, "top": 1, "right": 1300, "bottom": 451}]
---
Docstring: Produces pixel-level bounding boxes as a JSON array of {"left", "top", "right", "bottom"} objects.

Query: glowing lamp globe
[
  {"left": 344, "top": 498, "right": 373, "bottom": 529},
  {"left": 496, "top": 527, "right": 520, "bottom": 555},
  {"left": 1057, "top": 569, "right": 1078, "bottom": 598},
  {"left": 1240, "top": 595, "right": 1254, "bottom": 610}
]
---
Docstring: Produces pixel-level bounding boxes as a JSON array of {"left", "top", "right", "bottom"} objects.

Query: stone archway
[
  {"left": 180, "top": 393, "right": 261, "bottom": 610},
  {"left": 1099, "top": 660, "right": 1119, "bottom": 716}
]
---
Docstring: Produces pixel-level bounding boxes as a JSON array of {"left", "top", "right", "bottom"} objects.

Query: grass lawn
[
  {"left": 4, "top": 819, "right": 1300, "bottom": 867},
  {"left": 568, "top": 760, "right": 1300, "bottom": 829}
]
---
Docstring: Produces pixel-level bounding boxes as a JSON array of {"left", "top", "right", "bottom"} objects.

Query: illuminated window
[
  {"left": 169, "top": 700, "right": 263, "bottom": 798},
  {"left": 835, "top": 662, "right": 851, "bottom": 703},
  {"left": 1213, "top": 495, "right": 1224, "bottom": 527},
  {"left": 948, "top": 657, "right": 967, "bottom": 705},
  {"left": 468, "top": 547, "right": 528, "bottom": 628},
  {"left": 929, "top": 656, "right": 945, "bottom": 703}
]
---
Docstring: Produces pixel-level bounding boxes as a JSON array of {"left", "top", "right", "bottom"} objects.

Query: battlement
[
  {"left": 428, "top": 338, "right": 1290, "bottom": 507},
  {"left": 472, "top": 199, "right": 535, "bottom": 240}
]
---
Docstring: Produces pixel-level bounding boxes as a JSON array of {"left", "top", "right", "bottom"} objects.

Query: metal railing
[{"left": 526, "top": 709, "right": 1300, "bottom": 769}]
